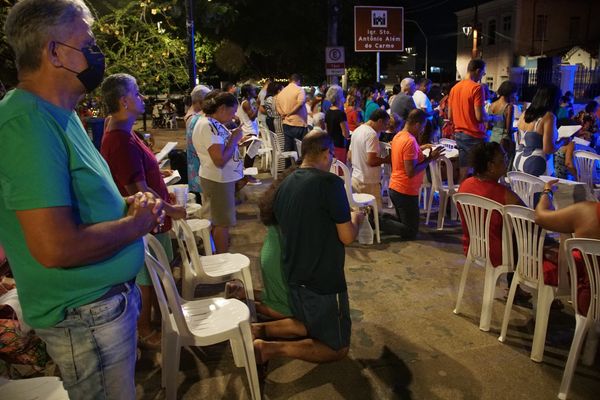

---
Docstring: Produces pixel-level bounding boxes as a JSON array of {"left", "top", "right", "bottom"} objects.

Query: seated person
[
  {"left": 457, "top": 142, "right": 531, "bottom": 302},
  {"left": 535, "top": 180, "right": 595, "bottom": 315}
]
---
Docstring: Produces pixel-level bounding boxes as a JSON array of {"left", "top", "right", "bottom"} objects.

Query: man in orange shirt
[
  {"left": 276, "top": 73, "right": 308, "bottom": 164},
  {"left": 384, "top": 110, "right": 444, "bottom": 240},
  {"left": 448, "top": 58, "right": 489, "bottom": 182}
]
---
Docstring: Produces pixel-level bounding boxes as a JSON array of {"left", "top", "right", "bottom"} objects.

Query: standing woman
[
  {"left": 513, "top": 84, "right": 567, "bottom": 177},
  {"left": 344, "top": 92, "right": 363, "bottom": 133},
  {"left": 488, "top": 81, "right": 517, "bottom": 151},
  {"left": 193, "top": 91, "right": 244, "bottom": 254},
  {"left": 100, "top": 74, "right": 186, "bottom": 349},
  {"left": 324, "top": 85, "right": 350, "bottom": 162},
  {"left": 186, "top": 84, "right": 211, "bottom": 201}
]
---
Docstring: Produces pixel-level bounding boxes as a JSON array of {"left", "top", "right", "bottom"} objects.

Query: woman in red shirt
[{"left": 100, "top": 74, "right": 186, "bottom": 350}]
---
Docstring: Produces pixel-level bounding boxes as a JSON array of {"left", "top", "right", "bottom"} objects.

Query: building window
[
  {"left": 535, "top": 15, "right": 548, "bottom": 41},
  {"left": 569, "top": 17, "right": 580, "bottom": 44},
  {"left": 502, "top": 15, "right": 512, "bottom": 32},
  {"left": 487, "top": 19, "right": 497, "bottom": 45}
]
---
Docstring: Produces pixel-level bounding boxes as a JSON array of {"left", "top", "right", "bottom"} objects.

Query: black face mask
[{"left": 55, "top": 41, "right": 105, "bottom": 92}]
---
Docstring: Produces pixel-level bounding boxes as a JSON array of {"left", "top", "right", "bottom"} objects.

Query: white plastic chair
[
  {"left": 144, "top": 235, "right": 261, "bottom": 400},
  {"left": 498, "top": 205, "right": 559, "bottom": 362},
  {"left": 295, "top": 138, "right": 303, "bottom": 158},
  {"left": 426, "top": 156, "right": 459, "bottom": 229},
  {"left": 379, "top": 141, "right": 393, "bottom": 209},
  {"left": 558, "top": 238, "right": 600, "bottom": 400},
  {"left": 0, "top": 289, "right": 30, "bottom": 334},
  {"left": 182, "top": 218, "right": 214, "bottom": 256},
  {"left": 507, "top": 171, "right": 545, "bottom": 208},
  {"left": 257, "top": 126, "right": 273, "bottom": 171},
  {"left": 267, "top": 129, "right": 297, "bottom": 179},
  {"left": 452, "top": 193, "right": 512, "bottom": 331},
  {"left": 330, "top": 159, "right": 381, "bottom": 243},
  {"left": 573, "top": 150, "right": 600, "bottom": 193},
  {"left": 171, "top": 219, "right": 254, "bottom": 301}
]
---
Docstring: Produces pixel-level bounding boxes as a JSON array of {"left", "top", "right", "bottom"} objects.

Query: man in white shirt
[
  {"left": 348, "top": 109, "right": 391, "bottom": 208},
  {"left": 413, "top": 78, "right": 433, "bottom": 115}
]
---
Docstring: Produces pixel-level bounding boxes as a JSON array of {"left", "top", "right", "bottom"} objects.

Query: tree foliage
[{"left": 0, "top": 0, "right": 18, "bottom": 89}]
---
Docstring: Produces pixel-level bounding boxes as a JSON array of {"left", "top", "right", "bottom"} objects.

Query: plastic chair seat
[
  {"left": 199, "top": 253, "right": 251, "bottom": 278},
  {"left": 353, "top": 193, "right": 376, "bottom": 204}
]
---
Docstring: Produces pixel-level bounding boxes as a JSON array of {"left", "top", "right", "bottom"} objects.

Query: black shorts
[{"left": 289, "top": 286, "right": 351, "bottom": 351}]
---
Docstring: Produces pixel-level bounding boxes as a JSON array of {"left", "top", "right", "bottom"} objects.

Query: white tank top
[{"left": 236, "top": 99, "right": 259, "bottom": 136}]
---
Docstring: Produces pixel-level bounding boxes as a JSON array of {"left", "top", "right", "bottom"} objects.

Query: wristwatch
[{"left": 542, "top": 188, "right": 554, "bottom": 201}]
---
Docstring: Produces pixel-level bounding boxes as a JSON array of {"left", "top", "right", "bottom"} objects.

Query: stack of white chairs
[
  {"left": 557, "top": 238, "right": 600, "bottom": 399},
  {"left": 426, "top": 156, "right": 459, "bottom": 229},
  {"left": 257, "top": 125, "right": 273, "bottom": 171},
  {"left": 379, "top": 141, "right": 393, "bottom": 209},
  {"left": 498, "top": 205, "right": 559, "bottom": 362},
  {"left": 144, "top": 235, "right": 261, "bottom": 400},
  {"left": 330, "top": 159, "right": 381, "bottom": 243},
  {"left": 452, "top": 193, "right": 512, "bottom": 331},
  {"left": 171, "top": 219, "right": 254, "bottom": 302},
  {"left": 507, "top": 171, "right": 545, "bottom": 208},
  {"left": 267, "top": 129, "right": 297, "bottom": 179}
]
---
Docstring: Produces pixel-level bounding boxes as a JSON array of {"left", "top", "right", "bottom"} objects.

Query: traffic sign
[
  {"left": 354, "top": 6, "right": 404, "bottom": 52},
  {"left": 325, "top": 46, "right": 345, "bottom": 76}
]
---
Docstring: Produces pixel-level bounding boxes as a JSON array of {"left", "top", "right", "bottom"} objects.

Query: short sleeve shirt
[
  {"left": 448, "top": 79, "right": 485, "bottom": 138},
  {"left": 192, "top": 117, "right": 243, "bottom": 183},
  {"left": 325, "top": 108, "right": 348, "bottom": 148},
  {"left": 101, "top": 129, "right": 172, "bottom": 231},
  {"left": 350, "top": 124, "right": 381, "bottom": 184},
  {"left": 274, "top": 168, "right": 351, "bottom": 294},
  {"left": 390, "top": 93, "right": 417, "bottom": 120},
  {"left": 389, "top": 131, "right": 425, "bottom": 196},
  {"left": 0, "top": 89, "right": 143, "bottom": 328}
]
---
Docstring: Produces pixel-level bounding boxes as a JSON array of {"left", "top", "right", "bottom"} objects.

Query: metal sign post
[{"left": 376, "top": 52, "right": 380, "bottom": 82}]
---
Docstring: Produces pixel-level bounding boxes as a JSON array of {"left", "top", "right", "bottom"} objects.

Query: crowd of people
[{"left": 2, "top": 0, "right": 600, "bottom": 399}]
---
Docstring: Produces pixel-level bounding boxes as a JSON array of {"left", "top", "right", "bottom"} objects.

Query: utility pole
[
  {"left": 472, "top": 2, "right": 479, "bottom": 59},
  {"left": 327, "top": 0, "right": 340, "bottom": 85},
  {"left": 184, "top": 0, "right": 196, "bottom": 92}
]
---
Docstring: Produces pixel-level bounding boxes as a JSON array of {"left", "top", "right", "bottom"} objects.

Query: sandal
[{"left": 138, "top": 330, "right": 162, "bottom": 350}]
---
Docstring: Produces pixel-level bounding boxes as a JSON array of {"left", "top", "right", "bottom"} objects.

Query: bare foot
[
  {"left": 251, "top": 323, "right": 266, "bottom": 340},
  {"left": 253, "top": 338, "right": 269, "bottom": 364}
]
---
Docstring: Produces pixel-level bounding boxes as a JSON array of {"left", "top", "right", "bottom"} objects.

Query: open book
[
  {"left": 155, "top": 142, "right": 178, "bottom": 162},
  {"left": 163, "top": 169, "right": 181, "bottom": 185}
]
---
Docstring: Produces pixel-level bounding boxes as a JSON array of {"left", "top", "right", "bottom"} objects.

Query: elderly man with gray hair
[
  {"left": 390, "top": 77, "right": 417, "bottom": 121},
  {"left": 0, "top": 1, "right": 165, "bottom": 398}
]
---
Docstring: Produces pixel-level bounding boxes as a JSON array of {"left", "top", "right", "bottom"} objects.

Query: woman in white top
[
  {"left": 236, "top": 84, "right": 261, "bottom": 184},
  {"left": 192, "top": 91, "right": 244, "bottom": 253}
]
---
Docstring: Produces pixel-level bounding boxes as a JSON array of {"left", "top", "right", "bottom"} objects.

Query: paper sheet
[
  {"left": 155, "top": 142, "right": 177, "bottom": 162},
  {"left": 558, "top": 125, "right": 582, "bottom": 139}
]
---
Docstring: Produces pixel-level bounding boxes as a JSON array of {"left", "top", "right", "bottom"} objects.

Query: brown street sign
[{"left": 354, "top": 6, "right": 404, "bottom": 52}]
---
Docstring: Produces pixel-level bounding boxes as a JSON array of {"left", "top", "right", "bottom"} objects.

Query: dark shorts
[
  {"left": 289, "top": 286, "right": 351, "bottom": 351},
  {"left": 455, "top": 132, "right": 485, "bottom": 168}
]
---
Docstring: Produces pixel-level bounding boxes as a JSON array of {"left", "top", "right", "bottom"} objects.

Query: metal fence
[
  {"left": 520, "top": 65, "right": 599, "bottom": 102},
  {"left": 574, "top": 66, "right": 600, "bottom": 101}
]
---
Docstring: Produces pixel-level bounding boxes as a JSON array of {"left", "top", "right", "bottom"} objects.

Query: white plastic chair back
[
  {"left": 559, "top": 238, "right": 600, "bottom": 399},
  {"left": 574, "top": 150, "right": 600, "bottom": 191},
  {"left": 453, "top": 193, "right": 506, "bottom": 264},
  {"left": 330, "top": 159, "right": 356, "bottom": 207},
  {"left": 427, "top": 155, "right": 458, "bottom": 229},
  {"left": 0, "top": 289, "right": 31, "bottom": 334},
  {"left": 267, "top": 128, "right": 297, "bottom": 179},
  {"left": 429, "top": 156, "right": 455, "bottom": 191},
  {"left": 439, "top": 138, "right": 457, "bottom": 151},
  {"left": 504, "top": 205, "right": 547, "bottom": 285},
  {"left": 172, "top": 220, "right": 202, "bottom": 282},
  {"left": 144, "top": 235, "right": 193, "bottom": 338},
  {"left": 507, "top": 171, "right": 545, "bottom": 208}
]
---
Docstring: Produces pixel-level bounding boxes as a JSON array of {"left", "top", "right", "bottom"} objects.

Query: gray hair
[
  {"left": 190, "top": 85, "right": 211, "bottom": 104},
  {"left": 4, "top": 0, "right": 94, "bottom": 73},
  {"left": 100, "top": 73, "right": 136, "bottom": 115},
  {"left": 312, "top": 111, "right": 325, "bottom": 126},
  {"left": 325, "top": 85, "right": 343, "bottom": 106},
  {"left": 400, "top": 78, "right": 415, "bottom": 92}
]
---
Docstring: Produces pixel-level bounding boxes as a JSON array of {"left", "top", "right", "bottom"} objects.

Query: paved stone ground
[{"left": 135, "top": 128, "right": 600, "bottom": 400}]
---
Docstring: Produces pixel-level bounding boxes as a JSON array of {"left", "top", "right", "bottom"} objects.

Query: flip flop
[{"left": 138, "top": 330, "right": 162, "bottom": 350}]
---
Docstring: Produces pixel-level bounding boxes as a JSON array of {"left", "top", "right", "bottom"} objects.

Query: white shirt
[
  {"left": 236, "top": 99, "right": 259, "bottom": 136},
  {"left": 350, "top": 124, "right": 381, "bottom": 184},
  {"left": 413, "top": 90, "right": 433, "bottom": 113},
  {"left": 193, "top": 117, "right": 243, "bottom": 183}
]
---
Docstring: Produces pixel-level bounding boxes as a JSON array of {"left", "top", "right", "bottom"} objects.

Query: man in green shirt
[
  {"left": 0, "top": 1, "right": 164, "bottom": 398},
  {"left": 253, "top": 130, "right": 363, "bottom": 367}
]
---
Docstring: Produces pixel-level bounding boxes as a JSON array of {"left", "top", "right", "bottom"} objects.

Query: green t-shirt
[
  {"left": 274, "top": 168, "right": 351, "bottom": 294},
  {"left": 259, "top": 225, "right": 291, "bottom": 316},
  {"left": 0, "top": 89, "right": 144, "bottom": 328}
]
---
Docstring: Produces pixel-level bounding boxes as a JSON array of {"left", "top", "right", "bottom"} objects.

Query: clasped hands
[{"left": 125, "top": 192, "right": 167, "bottom": 233}]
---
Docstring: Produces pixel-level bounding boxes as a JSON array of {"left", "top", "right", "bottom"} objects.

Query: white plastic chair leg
[
  {"left": 230, "top": 337, "right": 245, "bottom": 368},
  {"left": 199, "top": 227, "right": 214, "bottom": 256},
  {"left": 164, "top": 334, "right": 181, "bottom": 400},
  {"left": 454, "top": 258, "right": 472, "bottom": 315},
  {"left": 372, "top": 202, "right": 381, "bottom": 243},
  {"left": 238, "top": 321, "right": 261, "bottom": 400},
  {"left": 499, "top": 276, "right": 519, "bottom": 342},
  {"left": 425, "top": 189, "right": 435, "bottom": 225},
  {"left": 558, "top": 315, "right": 592, "bottom": 400},
  {"left": 530, "top": 287, "right": 554, "bottom": 362},
  {"left": 581, "top": 320, "right": 599, "bottom": 366},
  {"left": 239, "top": 267, "right": 255, "bottom": 302},
  {"left": 437, "top": 191, "right": 448, "bottom": 230},
  {"left": 479, "top": 266, "right": 501, "bottom": 331}
]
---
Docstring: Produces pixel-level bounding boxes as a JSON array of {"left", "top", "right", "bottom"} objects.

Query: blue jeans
[
  {"left": 36, "top": 283, "right": 141, "bottom": 400},
  {"left": 283, "top": 124, "right": 307, "bottom": 167},
  {"left": 455, "top": 132, "right": 485, "bottom": 168}
]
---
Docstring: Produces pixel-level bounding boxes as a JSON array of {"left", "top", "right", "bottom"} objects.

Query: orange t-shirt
[
  {"left": 448, "top": 79, "right": 485, "bottom": 138},
  {"left": 389, "top": 131, "right": 425, "bottom": 196}
]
